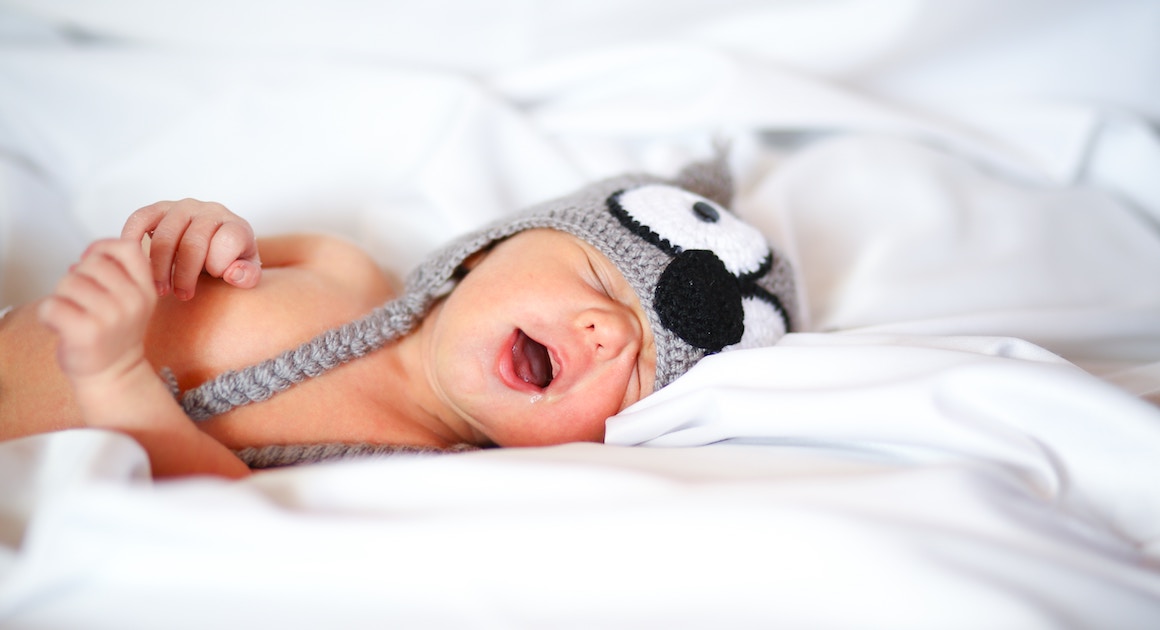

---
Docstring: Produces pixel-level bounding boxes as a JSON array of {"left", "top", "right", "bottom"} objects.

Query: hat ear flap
[{"left": 670, "top": 143, "right": 734, "bottom": 209}]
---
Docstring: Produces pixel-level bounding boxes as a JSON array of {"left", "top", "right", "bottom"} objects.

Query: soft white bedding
[{"left": 2, "top": 1, "right": 1160, "bottom": 627}]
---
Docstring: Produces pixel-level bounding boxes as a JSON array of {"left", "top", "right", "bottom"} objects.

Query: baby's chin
[{"left": 484, "top": 421, "right": 608, "bottom": 448}]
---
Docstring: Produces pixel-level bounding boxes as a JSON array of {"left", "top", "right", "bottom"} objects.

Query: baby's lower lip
[{"left": 498, "top": 330, "right": 548, "bottom": 393}]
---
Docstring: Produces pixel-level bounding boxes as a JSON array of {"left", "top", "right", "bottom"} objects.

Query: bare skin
[{"left": 0, "top": 200, "right": 655, "bottom": 478}]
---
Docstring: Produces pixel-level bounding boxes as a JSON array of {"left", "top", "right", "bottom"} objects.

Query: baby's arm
[
  {"left": 122, "top": 199, "right": 263, "bottom": 301},
  {"left": 38, "top": 239, "right": 250, "bottom": 478}
]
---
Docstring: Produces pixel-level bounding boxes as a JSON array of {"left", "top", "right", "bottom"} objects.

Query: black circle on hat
[{"left": 654, "top": 249, "right": 744, "bottom": 352}]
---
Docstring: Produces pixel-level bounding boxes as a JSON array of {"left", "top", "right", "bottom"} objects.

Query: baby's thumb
[{"left": 224, "top": 260, "right": 261, "bottom": 289}]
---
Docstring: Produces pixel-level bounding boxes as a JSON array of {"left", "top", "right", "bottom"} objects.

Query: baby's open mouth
[{"left": 512, "top": 329, "right": 554, "bottom": 388}]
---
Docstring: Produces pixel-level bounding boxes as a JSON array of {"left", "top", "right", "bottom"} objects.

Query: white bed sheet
[{"left": 2, "top": 1, "right": 1160, "bottom": 627}]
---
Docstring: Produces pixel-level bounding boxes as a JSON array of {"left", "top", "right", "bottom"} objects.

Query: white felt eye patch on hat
[{"left": 608, "top": 184, "right": 772, "bottom": 277}]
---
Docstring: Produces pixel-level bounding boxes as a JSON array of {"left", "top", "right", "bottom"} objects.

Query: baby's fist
[
  {"left": 38, "top": 239, "right": 157, "bottom": 379},
  {"left": 122, "top": 199, "right": 262, "bottom": 299}
]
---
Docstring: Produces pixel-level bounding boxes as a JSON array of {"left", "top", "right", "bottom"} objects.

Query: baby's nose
[{"left": 577, "top": 306, "right": 637, "bottom": 361}]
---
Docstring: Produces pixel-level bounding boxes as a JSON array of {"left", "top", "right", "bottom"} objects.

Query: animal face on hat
[
  {"left": 608, "top": 183, "right": 791, "bottom": 352},
  {"left": 406, "top": 153, "right": 798, "bottom": 389}
]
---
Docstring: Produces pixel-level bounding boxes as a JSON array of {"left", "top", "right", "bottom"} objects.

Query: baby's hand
[
  {"left": 122, "top": 199, "right": 262, "bottom": 300},
  {"left": 39, "top": 239, "right": 253, "bottom": 477},
  {"left": 38, "top": 239, "right": 157, "bottom": 381}
]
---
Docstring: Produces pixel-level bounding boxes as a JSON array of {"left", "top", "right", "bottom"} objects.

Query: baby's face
[{"left": 421, "top": 229, "right": 657, "bottom": 446}]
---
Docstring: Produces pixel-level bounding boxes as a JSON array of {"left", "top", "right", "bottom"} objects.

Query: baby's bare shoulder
[{"left": 259, "top": 233, "right": 396, "bottom": 297}]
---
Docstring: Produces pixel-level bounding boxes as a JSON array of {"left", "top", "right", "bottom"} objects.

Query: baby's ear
[{"left": 670, "top": 142, "right": 734, "bottom": 209}]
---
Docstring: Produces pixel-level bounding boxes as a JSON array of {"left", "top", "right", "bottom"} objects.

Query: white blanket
[{"left": 2, "top": 1, "right": 1160, "bottom": 627}]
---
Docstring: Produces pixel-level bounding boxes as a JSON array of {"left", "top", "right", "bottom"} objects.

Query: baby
[{"left": 0, "top": 154, "right": 797, "bottom": 478}]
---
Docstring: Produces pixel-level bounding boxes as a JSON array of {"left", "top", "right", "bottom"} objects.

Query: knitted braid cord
[
  {"left": 235, "top": 442, "right": 480, "bottom": 469},
  {"left": 176, "top": 287, "right": 479, "bottom": 468},
  {"left": 180, "top": 295, "right": 424, "bottom": 421}
]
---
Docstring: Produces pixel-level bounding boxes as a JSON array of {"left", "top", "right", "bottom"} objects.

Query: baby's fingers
[
  {"left": 121, "top": 202, "right": 169, "bottom": 244},
  {"left": 168, "top": 215, "right": 224, "bottom": 300},
  {"left": 38, "top": 239, "right": 156, "bottom": 376},
  {"left": 37, "top": 295, "right": 101, "bottom": 374},
  {"left": 206, "top": 220, "right": 261, "bottom": 289},
  {"left": 143, "top": 204, "right": 197, "bottom": 298},
  {"left": 140, "top": 200, "right": 257, "bottom": 299},
  {"left": 40, "top": 272, "right": 114, "bottom": 334},
  {"left": 65, "top": 240, "right": 156, "bottom": 311}
]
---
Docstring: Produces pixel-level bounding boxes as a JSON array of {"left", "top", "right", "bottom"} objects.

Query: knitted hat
[
  {"left": 406, "top": 154, "right": 798, "bottom": 388},
  {"left": 178, "top": 152, "right": 797, "bottom": 466}
]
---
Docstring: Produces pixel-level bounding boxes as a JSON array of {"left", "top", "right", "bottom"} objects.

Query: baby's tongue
[{"left": 513, "top": 330, "right": 552, "bottom": 387}]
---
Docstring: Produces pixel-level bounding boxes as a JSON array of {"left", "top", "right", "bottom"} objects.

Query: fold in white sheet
[{"left": 608, "top": 333, "right": 1160, "bottom": 555}]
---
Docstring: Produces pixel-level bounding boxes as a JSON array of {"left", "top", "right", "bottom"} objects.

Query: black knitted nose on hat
[{"left": 176, "top": 152, "right": 798, "bottom": 466}]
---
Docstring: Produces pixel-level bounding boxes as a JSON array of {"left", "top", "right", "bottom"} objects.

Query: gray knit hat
[{"left": 178, "top": 153, "right": 797, "bottom": 466}]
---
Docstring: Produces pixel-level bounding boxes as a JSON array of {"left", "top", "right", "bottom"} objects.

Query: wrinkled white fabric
[
  {"left": 2, "top": 1, "right": 1159, "bottom": 627},
  {"left": 608, "top": 334, "right": 1160, "bottom": 552}
]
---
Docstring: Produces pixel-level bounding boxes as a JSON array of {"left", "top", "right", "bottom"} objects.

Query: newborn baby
[{"left": 0, "top": 153, "right": 797, "bottom": 477}]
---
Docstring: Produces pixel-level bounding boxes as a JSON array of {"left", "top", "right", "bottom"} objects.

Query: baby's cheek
[
  {"left": 496, "top": 403, "right": 601, "bottom": 447},
  {"left": 563, "top": 395, "right": 621, "bottom": 443}
]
